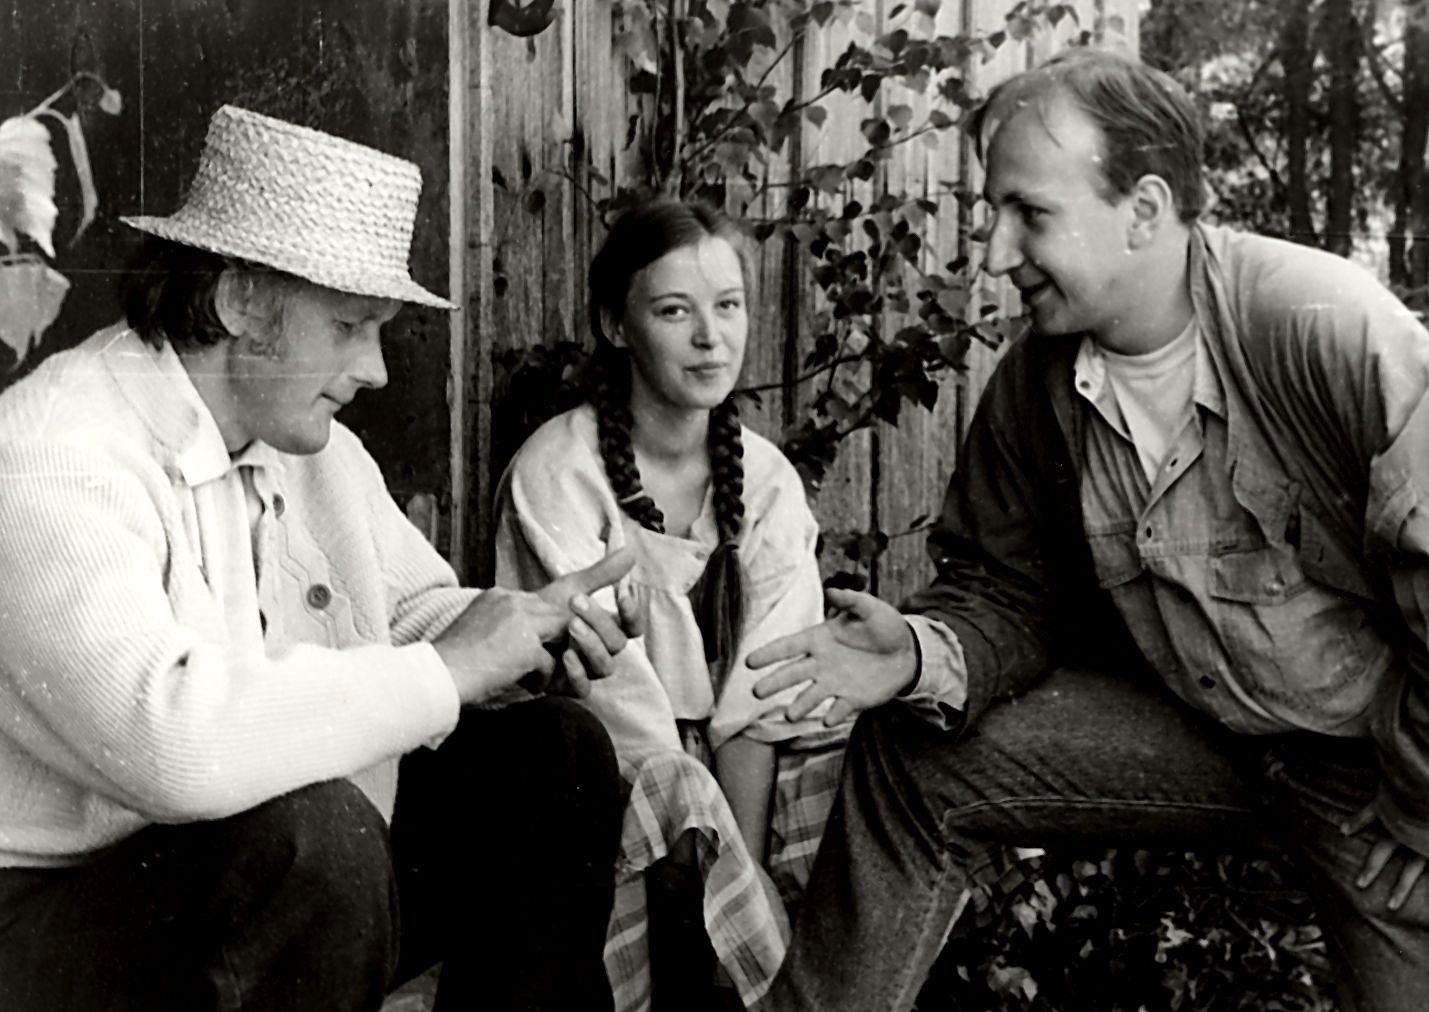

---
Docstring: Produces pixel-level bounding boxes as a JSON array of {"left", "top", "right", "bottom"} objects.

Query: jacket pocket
[
  {"left": 1209, "top": 544, "right": 1307, "bottom": 604},
  {"left": 1086, "top": 520, "right": 1143, "bottom": 589},
  {"left": 1296, "top": 505, "right": 1375, "bottom": 601}
]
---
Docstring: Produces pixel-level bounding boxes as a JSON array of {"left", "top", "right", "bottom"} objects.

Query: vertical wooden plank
[
  {"left": 571, "top": 0, "right": 622, "bottom": 340},
  {"left": 740, "top": 17, "right": 800, "bottom": 445},
  {"left": 873, "top": 0, "right": 971, "bottom": 603},
  {"left": 792, "top": 3, "right": 880, "bottom": 588}
]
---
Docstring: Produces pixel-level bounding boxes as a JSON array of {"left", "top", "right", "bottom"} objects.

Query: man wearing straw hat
[{"left": 0, "top": 106, "right": 630, "bottom": 1010}]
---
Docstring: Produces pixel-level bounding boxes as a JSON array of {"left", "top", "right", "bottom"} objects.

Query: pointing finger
[{"left": 568, "top": 547, "right": 636, "bottom": 597}]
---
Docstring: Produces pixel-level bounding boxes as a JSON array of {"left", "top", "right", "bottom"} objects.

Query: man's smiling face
[{"left": 981, "top": 93, "right": 1140, "bottom": 344}]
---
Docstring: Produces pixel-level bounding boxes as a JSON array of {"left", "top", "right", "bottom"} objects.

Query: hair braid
[
  {"left": 585, "top": 196, "right": 755, "bottom": 693},
  {"left": 690, "top": 397, "right": 746, "bottom": 687},
  {"left": 590, "top": 348, "right": 665, "bottom": 533}
]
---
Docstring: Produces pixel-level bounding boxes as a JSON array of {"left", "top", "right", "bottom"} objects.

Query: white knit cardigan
[{"left": 0, "top": 326, "right": 471, "bottom": 867}]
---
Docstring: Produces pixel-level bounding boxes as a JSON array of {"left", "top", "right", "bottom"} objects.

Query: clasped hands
[{"left": 434, "top": 548, "right": 642, "bottom": 704}]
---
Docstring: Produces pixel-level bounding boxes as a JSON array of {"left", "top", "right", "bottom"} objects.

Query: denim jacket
[{"left": 906, "top": 224, "right": 1429, "bottom": 855}]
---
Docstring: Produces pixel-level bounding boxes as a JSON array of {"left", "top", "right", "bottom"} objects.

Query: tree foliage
[{"left": 1142, "top": 0, "right": 1429, "bottom": 300}]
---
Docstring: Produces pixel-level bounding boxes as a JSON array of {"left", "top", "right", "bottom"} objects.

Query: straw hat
[{"left": 122, "top": 105, "right": 453, "bottom": 310}]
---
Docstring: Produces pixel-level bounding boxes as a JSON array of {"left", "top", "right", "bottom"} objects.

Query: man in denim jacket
[
  {"left": 751, "top": 48, "right": 1429, "bottom": 1011},
  {"left": 0, "top": 106, "right": 634, "bottom": 1011}
]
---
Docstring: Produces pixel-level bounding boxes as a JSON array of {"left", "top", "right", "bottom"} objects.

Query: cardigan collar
[{"left": 95, "top": 323, "right": 283, "bottom": 487}]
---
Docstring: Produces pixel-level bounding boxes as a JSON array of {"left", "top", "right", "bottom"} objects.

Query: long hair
[{"left": 586, "top": 198, "right": 753, "bottom": 686}]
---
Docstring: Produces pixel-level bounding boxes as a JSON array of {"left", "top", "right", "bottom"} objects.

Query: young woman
[{"left": 494, "top": 199, "right": 846, "bottom": 1011}]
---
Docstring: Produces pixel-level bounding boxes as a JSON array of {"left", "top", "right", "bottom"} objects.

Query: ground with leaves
[{"left": 912, "top": 847, "right": 1339, "bottom": 1012}]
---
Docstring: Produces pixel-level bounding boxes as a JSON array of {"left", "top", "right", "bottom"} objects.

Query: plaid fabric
[{"left": 604, "top": 723, "right": 848, "bottom": 1011}]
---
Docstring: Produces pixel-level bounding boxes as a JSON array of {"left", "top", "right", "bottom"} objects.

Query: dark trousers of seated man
[
  {"left": 764, "top": 667, "right": 1429, "bottom": 1012},
  {"left": 0, "top": 697, "right": 622, "bottom": 1012}
]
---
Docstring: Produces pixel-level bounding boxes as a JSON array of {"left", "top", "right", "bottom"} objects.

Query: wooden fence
[
  {"left": 451, "top": 0, "right": 1139, "bottom": 602},
  {"left": 6, "top": 0, "right": 1136, "bottom": 604}
]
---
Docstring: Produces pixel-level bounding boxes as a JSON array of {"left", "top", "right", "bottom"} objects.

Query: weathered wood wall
[
  {"left": 1, "top": 0, "right": 451, "bottom": 508},
  {"left": 5, "top": 0, "right": 1139, "bottom": 602},
  {"left": 454, "top": 0, "right": 1139, "bottom": 600}
]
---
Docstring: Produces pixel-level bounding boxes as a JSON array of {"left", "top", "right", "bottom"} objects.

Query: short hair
[
  {"left": 587, "top": 198, "right": 752, "bottom": 345},
  {"left": 970, "top": 47, "right": 1205, "bottom": 222},
  {"left": 122, "top": 236, "right": 301, "bottom": 352}
]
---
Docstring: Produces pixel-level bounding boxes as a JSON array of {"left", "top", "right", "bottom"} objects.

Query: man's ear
[
  {"left": 600, "top": 307, "right": 626, "bottom": 349},
  {"left": 213, "top": 268, "right": 255, "bottom": 339},
  {"left": 1126, "top": 173, "right": 1176, "bottom": 249}
]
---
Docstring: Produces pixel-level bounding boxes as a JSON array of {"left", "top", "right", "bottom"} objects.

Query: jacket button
[
  {"left": 272, "top": 493, "right": 286, "bottom": 517},
  {"left": 306, "top": 584, "right": 332, "bottom": 609},
  {"left": 1199, "top": 675, "right": 1217, "bottom": 689}
]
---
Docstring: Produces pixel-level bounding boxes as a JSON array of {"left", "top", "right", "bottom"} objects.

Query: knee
[
  {"left": 844, "top": 703, "right": 930, "bottom": 790},
  {"left": 513, "top": 697, "right": 620, "bottom": 797},
  {"left": 842, "top": 704, "right": 970, "bottom": 840},
  {"left": 227, "top": 780, "right": 394, "bottom": 925}
]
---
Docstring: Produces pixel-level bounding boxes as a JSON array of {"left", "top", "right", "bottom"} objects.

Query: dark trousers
[
  {"left": 765, "top": 668, "right": 1429, "bottom": 1012},
  {"left": 0, "top": 697, "right": 622, "bottom": 1012}
]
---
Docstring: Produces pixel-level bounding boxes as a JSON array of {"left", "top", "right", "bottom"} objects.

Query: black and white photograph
[{"left": 1, "top": 1, "right": 1425, "bottom": 1009}]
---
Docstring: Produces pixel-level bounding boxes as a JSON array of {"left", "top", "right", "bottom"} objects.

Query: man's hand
[
  {"left": 1342, "top": 804, "right": 1428, "bottom": 911},
  {"left": 435, "top": 548, "right": 636, "bottom": 704},
  {"left": 749, "top": 588, "right": 918, "bottom": 727}
]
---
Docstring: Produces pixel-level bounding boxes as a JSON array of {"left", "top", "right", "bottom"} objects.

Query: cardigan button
[
  {"left": 272, "top": 493, "right": 286, "bottom": 517},
  {"left": 306, "top": 584, "right": 332, "bottom": 609}
]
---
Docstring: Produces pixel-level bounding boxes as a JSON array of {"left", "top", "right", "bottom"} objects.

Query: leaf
[
  {"left": 0, "top": 258, "right": 69, "bottom": 366},
  {"left": 809, "top": 163, "right": 844, "bottom": 194},
  {"left": 1007, "top": 13, "right": 1036, "bottom": 41},
  {"left": 805, "top": 105, "right": 828, "bottom": 128},
  {"left": 887, "top": 104, "right": 914, "bottom": 130},
  {"left": 35, "top": 110, "right": 97, "bottom": 247},
  {"left": 0, "top": 115, "right": 58, "bottom": 256}
]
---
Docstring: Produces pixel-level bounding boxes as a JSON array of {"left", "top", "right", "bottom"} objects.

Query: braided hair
[{"left": 587, "top": 199, "right": 751, "bottom": 686}]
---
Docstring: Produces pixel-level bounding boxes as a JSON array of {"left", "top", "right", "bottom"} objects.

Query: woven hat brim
[{"left": 121, "top": 214, "right": 456, "bottom": 311}]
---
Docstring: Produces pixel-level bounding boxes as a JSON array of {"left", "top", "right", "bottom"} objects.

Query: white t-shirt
[{"left": 1098, "top": 319, "right": 1198, "bottom": 483}]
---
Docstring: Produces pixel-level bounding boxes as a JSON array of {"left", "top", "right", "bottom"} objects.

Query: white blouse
[{"left": 494, "top": 404, "right": 828, "bottom": 761}]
